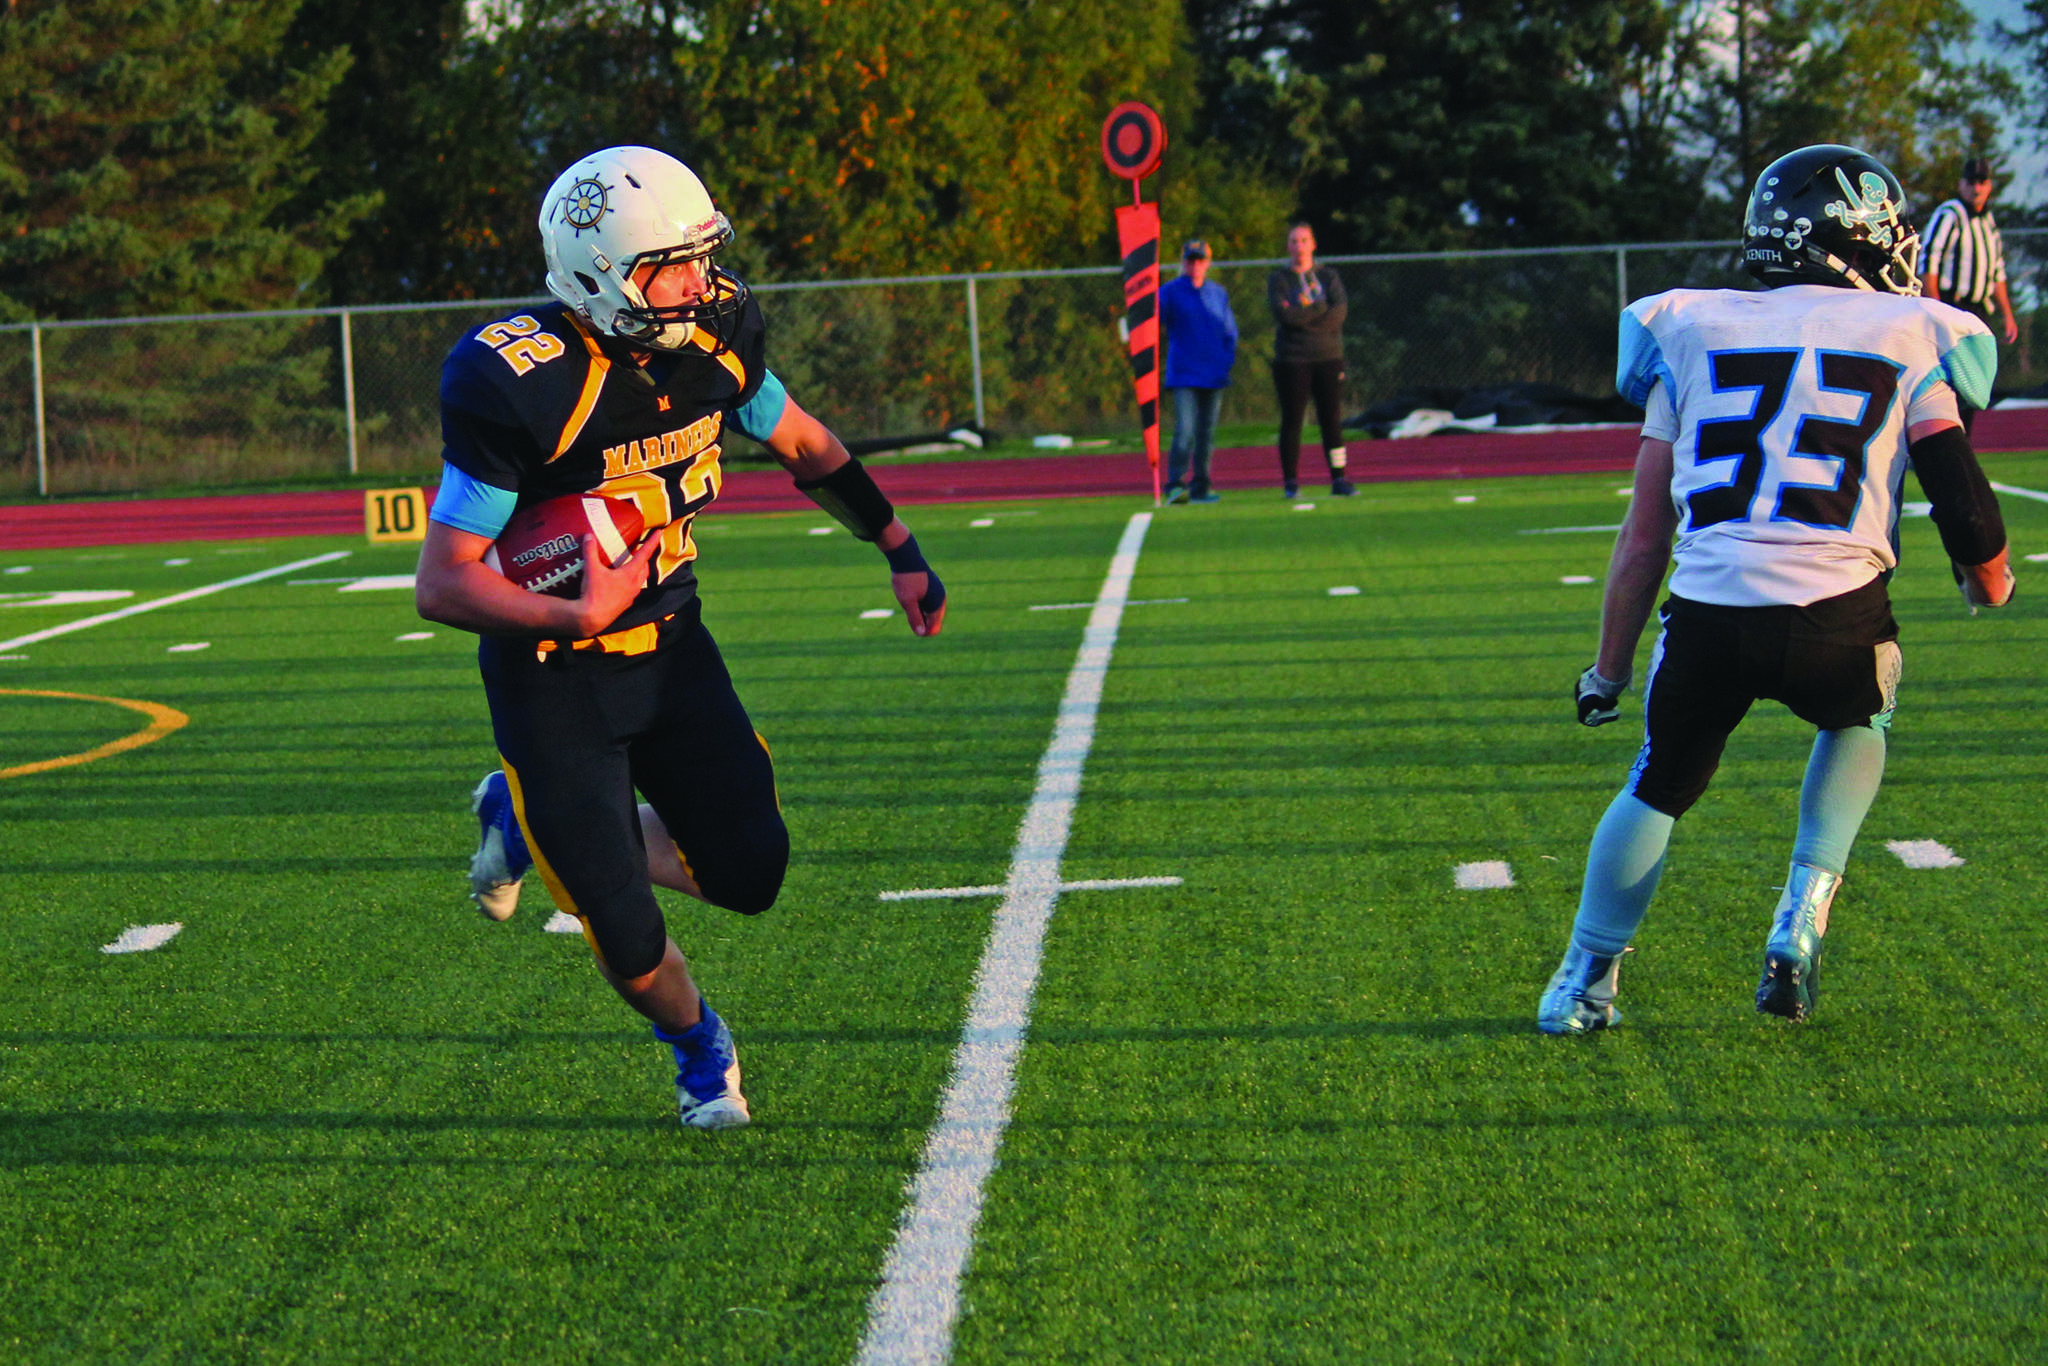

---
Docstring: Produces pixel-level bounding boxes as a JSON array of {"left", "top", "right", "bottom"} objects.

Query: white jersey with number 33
[{"left": 1618, "top": 283, "right": 1997, "bottom": 607}]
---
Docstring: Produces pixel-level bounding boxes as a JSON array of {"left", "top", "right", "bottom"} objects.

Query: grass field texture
[{"left": 2, "top": 459, "right": 2045, "bottom": 1364}]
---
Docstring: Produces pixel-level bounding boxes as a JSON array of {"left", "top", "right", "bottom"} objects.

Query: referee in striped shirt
[{"left": 1920, "top": 157, "right": 2019, "bottom": 345}]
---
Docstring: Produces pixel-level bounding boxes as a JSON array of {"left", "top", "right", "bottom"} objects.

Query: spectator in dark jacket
[
  {"left": 1268, "top": 224, "right": 1353, "bottom": 496},
  {"left": 1159, "top": 239, "right": 1240, "bottom": 503}
]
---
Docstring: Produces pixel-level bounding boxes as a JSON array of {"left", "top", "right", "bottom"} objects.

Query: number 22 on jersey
[{"left": 1687, "top": 348, "right": 1902, "bottom": 532}]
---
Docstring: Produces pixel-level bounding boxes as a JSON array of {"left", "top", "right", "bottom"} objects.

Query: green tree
[
  {"left": 281, "top": 0, "right": 530, "bottom": 303},
  {"left": 1682, "top": 0, "right": 2011, "bottom": 212},
  {"left": 0, "top": 0, "right": 366, "bottom": 320},
  {"left": 1187, "top": 0, "right": 1712, "bottom": 252}
]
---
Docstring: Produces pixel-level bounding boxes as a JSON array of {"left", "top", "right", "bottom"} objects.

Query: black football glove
[{"left": 1574, "top": 665, "right": 1630, "bottom": 727}]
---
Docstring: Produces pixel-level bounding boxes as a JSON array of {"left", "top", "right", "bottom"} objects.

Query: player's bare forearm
[
  {"left": 1596, "top": 439, "right": 1678, "bottom": 678},
  {"left": 763, "top": 397, "right": 850, "bottom": 483}
]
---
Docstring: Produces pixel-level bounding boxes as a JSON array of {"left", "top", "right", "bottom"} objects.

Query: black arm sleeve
[
  {"left": 1909, "top": 426, "right": 2007, "bottom": 567},
  {"left": 794, "top": 457, "right": 895, "bottom": 541}
]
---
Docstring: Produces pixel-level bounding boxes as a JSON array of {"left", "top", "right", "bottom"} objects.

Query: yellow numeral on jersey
[
  {"left": 479, "top": 316, "right": 566, "bottom": 375},
  {"left": 682, "top": 444, "right": 723, "bottom": 504},
  {"left": 597, "top": 471, "right": 697, "bottom": 579}
]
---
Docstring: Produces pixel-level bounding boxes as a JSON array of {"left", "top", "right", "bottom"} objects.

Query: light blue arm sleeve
[
  {"left": 730, "top": 368, "right": 790, "bottom": 442},
  {"left": 1935, "top": 332, "right": 1997, "bottom": 411},
  {"left": 1615, "top": 310, "right": 1674, "bottom": 407},
  {"left": 429, "top": 462, "right": 519, "bottom": 539}
]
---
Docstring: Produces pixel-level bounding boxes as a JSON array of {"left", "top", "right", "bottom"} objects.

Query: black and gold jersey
[{"left": 439, "top": 297, "right": 778, "bottom": 633}]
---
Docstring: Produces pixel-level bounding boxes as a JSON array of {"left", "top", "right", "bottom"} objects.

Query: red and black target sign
[{"left": 1100, "top": 102, "right": 1167, "bottom": 182}]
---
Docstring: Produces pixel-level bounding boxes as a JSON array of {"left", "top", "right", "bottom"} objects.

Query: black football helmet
[{"left": 1742, "top": 144, "right": 1921, "bottom": 296}]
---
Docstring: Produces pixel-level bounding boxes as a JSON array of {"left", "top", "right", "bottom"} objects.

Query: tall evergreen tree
[{"left": 0, "top": 0, "right": 365, "bottom": 320}]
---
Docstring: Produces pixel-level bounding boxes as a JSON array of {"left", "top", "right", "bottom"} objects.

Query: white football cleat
[
  {"left": 670, "top": 1009, "right": 751, "bottom": 1131},
  {"left": 468, "top": 771, "right": 531, "bottom": 921}
]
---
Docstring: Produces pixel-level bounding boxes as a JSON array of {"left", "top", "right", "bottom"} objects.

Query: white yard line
[
  {"left": 0, "top": 551, "right": 351, "bottom": 654},
  {"left": 856, "top": 512, "right": 1152, "bottom": 1366},
  {"left": 1989, "top": 481, "right": 2048, "bottom": 505}
]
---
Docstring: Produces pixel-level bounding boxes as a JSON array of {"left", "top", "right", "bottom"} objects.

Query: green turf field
[{"left": 3, "top": 461, "right": 2045, "bottom": 1364}]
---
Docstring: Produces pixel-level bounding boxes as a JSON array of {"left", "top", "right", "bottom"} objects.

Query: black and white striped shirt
[{"left": 1921, "top": 199, "right": 2006, "bottom": 307}]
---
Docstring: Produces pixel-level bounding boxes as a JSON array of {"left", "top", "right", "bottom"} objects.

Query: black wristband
[
  {"left": 882, "top": 532, "right": 929, "bottom": 575},
  {"left": 794, "top": 457, "right": 895, "bottom": 541}
]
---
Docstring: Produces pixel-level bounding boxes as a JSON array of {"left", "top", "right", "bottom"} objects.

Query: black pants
[
  {"left": 1273, "top": 358, "right": 1346, "bottom": 485},
  {"left": 479, "top": 610, "right": 789, "bottom": 979},
  {"left": 1628, "top": 578, "right": 1900, "bottom": 818}
]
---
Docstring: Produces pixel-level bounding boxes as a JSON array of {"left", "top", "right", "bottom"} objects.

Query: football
[{"left": 483, "top": 494, "right": 647, "bottom": 598}]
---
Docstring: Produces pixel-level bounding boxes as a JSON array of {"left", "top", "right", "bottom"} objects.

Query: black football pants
[{"left": 478, "top": 611, "right": 788, "bottom": 979}]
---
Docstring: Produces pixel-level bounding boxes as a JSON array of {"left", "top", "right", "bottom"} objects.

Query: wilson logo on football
[{"left": 483, "top": 494, "right": 647, "bottom": 599}]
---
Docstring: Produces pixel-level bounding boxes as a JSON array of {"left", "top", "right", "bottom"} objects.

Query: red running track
[{"left": 6, "top": 407, "right": 2045, "bottom": 551}]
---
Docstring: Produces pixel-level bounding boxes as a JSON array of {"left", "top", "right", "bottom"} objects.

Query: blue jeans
[{"left": 1167, "top": 387, "right": 1223, "bottom": 491}]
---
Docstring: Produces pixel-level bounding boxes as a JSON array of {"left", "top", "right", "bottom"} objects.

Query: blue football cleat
[
  {"left": 468, "top": 770, "right": 532, "bottom": 921},
  {"left": 1538, "top": 944, "right": 1626, "bottom": 1034},
  {"left": 1757, "top": 864, "right": 1841, "bottom": 1022},
  {"left": 658, "top": 1008, "right": 751, "bottom": 1131}
]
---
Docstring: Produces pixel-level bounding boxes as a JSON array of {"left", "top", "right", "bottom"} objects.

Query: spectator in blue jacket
[{"left": 1159, "top": 239, "right": 1239, "bottom": 503}]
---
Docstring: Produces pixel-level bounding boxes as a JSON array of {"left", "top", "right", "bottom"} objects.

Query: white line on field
[
  {"left": 856, "top": 511, "right": 1151, "bottom": 1366},
  {"left": 102, "top": 923, "right": 183, "bottom": 954},
  {"left": 2027, "top": 553, "right": 2048, "bottom": 563},
  {"left": 878, "top": 876, "right": 1183, "bottom": 902},
  {"left": 0, "top": 551, "right": 351, "bottom": 654},
  {"left": 1518, "top": 524, "right": 1624, "bottom": 535},
  {"left": 1989, "top": 481, "right": 2048, "bottom": 505},
  {"left": 338, "top": 574, "right": 416, "bottom": 592},
  {"left": 1887, "top": 839, "right": 1964, "bottom": 869},
  {"left": 1454, "top": 861, "right": 1516, "bottom": 890}
]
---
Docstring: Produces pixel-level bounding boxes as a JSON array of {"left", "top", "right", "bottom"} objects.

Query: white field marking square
[
  {"left": 163, "top": 557, "right": 191, "bottom": 566},
  {"left": 166, "top": 642, "right": 211, "bottom": 653},
  {"left": 1454, "top": 860, "right": 1516, "bottom": 890},
  {"left": 1561, "top": 575, "right": 1596, "bottom": 585},
  {"left": 395, "top": 631, "right": 435, "bottom": 641},
  {"left": 339, "top": 575, "right": 416, "bottom": 592},
  {"left": 1328, "top": 586, "right": 1361, "bottom": 596},
  {"left": 102, "top": 923, "right": 184, "bottom": 954},
  {"left": 1292, "top": 502, "right": 1316, "bottom": 511},
  {"left": 860, "top": 608, "right": 894, "bottom": 619},
  {"left": 1454, "top": 494, "right": 1478, "bottom": 504},
  {"left": 1887, "top": 839, "right": 1965, "bottom": 869},
  {"left": 808, "top": 526, "right": 835, "bottom": 536},
  {"left": 543, "top": 911, "right": 583, "bottom": 934},
  {"left": 970, "top": 518, "right": 995, "bottom": 527}
]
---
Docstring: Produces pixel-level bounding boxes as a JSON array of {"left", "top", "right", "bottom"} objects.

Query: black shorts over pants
[
  {"left": 479, "top": 605, "right": 789, "bottom": 979},
  {"left": 1627, "top": 576, "right": 1901, "bottom": 818}
]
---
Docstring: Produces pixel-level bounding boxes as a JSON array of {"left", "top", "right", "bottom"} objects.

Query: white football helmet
[{"left": 539, "top": 146, "right": 750, "bottom": 352}]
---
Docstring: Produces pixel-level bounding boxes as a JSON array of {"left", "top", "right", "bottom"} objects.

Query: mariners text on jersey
[
  {"left": 430, "top": 298, "right": 789, "bottom": 635},
  {"left": 1617, "top": 284, "right": 1996, "bottom": 608}
]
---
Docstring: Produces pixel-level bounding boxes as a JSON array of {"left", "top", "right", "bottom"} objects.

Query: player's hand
[
  {"left": 1575, "top": 665, "right": 1630, "bottom": 727},
  {"left": 892, "top": 566, "right": 946, "bottom": 637},
  {"left": 1954, "top": 547, "right": 2016, "bottom": 615},
  {"left": 2003, "top": 314, "right": 2021, "bottom": 345},
  {"left": 575, "top": 532, "right": 659, "bottom": 637}
]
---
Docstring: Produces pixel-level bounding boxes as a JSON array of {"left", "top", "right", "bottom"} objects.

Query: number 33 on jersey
[{"left": 1618, "top": 283, "right": 1998, "bottom": 607}]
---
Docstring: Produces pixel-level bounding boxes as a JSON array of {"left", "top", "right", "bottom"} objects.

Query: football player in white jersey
[{"left": 1539, "top": 144, "right": 2016, "bottom": 1033}]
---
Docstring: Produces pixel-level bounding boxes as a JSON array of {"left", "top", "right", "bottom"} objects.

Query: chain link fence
[{"left": 3, "top": 233, "right": 2042, "bottom": 498}]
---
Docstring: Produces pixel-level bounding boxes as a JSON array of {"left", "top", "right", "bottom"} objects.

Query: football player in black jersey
[{"left": 416, "top": 146, "right": 947, "bottom": 1130}]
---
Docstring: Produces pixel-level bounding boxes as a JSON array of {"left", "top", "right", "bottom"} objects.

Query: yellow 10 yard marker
[
  {"left": 0, "top": 689, "right": 190, "bottom": 780},
  {"left": 365, "top": 488, "right": 428, "bottom": 544}
]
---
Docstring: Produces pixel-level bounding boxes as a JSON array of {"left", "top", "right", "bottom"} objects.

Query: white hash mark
[
  {"left": 1887, "top": 840, "right": 1965, "bottom": 869},
  {"left": 102, "top": 923, "right": 184, "bottom": 954},
  {"left": 1454, "top": 861, "right": 1516, "bottom": 890}
]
